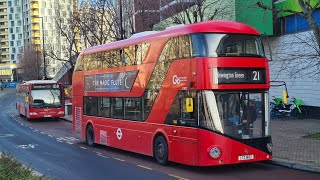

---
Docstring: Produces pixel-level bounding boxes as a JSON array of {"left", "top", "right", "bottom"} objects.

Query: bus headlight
[
  {"left": 58, "top": 111, "right": 65, "bottom": 114},
  {"left": 267, "top": 143, "right": 273, "bottom": 153},
  {"left": 209, "top": 147, "right": 221, "bottom": 159},
  {"left": 30, "top": 112, "right": 38, "bottom": 115}
]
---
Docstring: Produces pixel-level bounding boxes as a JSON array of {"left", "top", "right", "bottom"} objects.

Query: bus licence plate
[
  {"left": 44, "top": 115, "right": 52, "bottom": 117},
  {"left": 238, "top": 155, "right": 254, "bottom": 161}
]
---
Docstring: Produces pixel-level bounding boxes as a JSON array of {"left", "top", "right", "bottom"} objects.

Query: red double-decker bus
[
  {"left": 72, "top": 20, "right": 272, "bottom": 166},
  {"left": 16, "top": 80, "right": 65, "bottom": 120}
]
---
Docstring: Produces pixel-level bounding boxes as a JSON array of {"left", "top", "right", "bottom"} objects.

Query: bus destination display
[
  {"left": 32, "top": 84, "right": 60, "bottom": 90},
  {"left": 213, "top": 68, "right": 266, "bottom": 84}
]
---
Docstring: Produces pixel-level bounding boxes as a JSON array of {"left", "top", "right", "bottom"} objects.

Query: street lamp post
[{"left": 39, "top": 17, "right": 46, "bottom": 79}]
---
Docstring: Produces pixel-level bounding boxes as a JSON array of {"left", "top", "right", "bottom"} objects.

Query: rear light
[
  {"left": 209, "top": 147, "right": 221, "bottom": 159},
  {"left": 58, "top": 111, "right": 65, "bottom": 114},
  {"left": 30, "top": 112, "right": 38, "bottom": 115}
]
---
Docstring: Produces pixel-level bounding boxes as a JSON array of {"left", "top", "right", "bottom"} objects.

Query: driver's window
[{"left": 165, "top": 91, "right": 197, "bottom": 127}]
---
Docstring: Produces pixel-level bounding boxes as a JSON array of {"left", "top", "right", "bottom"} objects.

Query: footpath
[{"left": 62, "top": 115, "right": 320, "bottom": 173}]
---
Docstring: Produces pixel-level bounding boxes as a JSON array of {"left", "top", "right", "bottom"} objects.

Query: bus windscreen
[{"left": 31, "top": 86, "right": 62, "bottom": 108}]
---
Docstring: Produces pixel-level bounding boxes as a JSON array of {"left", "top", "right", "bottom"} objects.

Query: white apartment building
[
  {"left": 23, "top": 0, "right": 75, "bottom": 78},
  {"left": 0, "top": 0, "right": 17, "bottom": 81},
  {"left": 0, "top": 0, "right": 76, "bottom": 80}
]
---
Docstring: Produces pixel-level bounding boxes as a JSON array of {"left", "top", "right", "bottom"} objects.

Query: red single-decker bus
[
  {"left": 16, "top": 80, "right": 65, "bottom": 120},
  {"left": 72, "top": 20, "right": 272, "bottom": 166}
]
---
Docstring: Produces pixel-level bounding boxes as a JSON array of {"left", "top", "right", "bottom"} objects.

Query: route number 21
[{"left": 253, "top": 71, "right": 260, "bottom": 81}]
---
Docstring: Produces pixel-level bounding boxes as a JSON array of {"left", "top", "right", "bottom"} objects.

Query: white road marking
[
  {"left": 137, "top": 165, "right": 152, "bottom": 170},
  {"left": 0, "top": 134, "right": 15, "bottom": 138},
  {"left": 17, "top": 144, "right": 38, "bottom": 149},
  {"left": 97, "top": 154, "right": 109, "bottom": 158},
  {"left": 113, "top": 157, "right": 125, "bottom": 162}
]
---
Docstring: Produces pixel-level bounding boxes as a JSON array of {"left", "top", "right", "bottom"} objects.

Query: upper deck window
[
  {"left": 74, "top": 43, "right": 150, "bottom": 71},
  {"left": 191, "top": 33, "right": 265, "bottom": 58}
]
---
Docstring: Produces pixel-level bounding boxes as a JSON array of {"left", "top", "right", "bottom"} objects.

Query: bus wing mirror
[{"left": 185, "top": 98, "right": 194, "bottom": 113}]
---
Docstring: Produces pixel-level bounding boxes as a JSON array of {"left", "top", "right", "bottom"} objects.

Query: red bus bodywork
[
  {"left": 73, "top": 20, "right": 272, "bottom": 166},
  {"left": 16, "top": 80, "right": 65, "bottom": 119}
]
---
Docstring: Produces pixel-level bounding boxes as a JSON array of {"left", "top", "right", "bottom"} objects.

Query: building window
[{"left": 278, "top": 9, "right": 320, "bottom": 34}]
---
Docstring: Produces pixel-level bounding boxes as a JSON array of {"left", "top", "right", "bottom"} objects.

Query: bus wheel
[
  {"left": 86, "top": 124, "right": 95, "bottom": 146},
  {"left": 154, "top": 135, "right": 168, "bottom": 165}
]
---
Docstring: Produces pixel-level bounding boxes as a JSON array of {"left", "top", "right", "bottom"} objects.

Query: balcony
[
  {"left": 32, "top": 37, "right": 41, "bottom": 45},
  {"left": 31, "top": 3, "right": 39, "bottom": 9},
  {"left": 0, "top": 56, "right": 9, "bottom": 61},
  {"left": 0, "top": 36, "right": 8, "bottom": 41},
  {"left": 0, "top": 42, "right": 8, "bottom": 47},
  {"left": 0, "top": 10, "right": 7, "bottom": 15},
  {"left": 32, "top": 17, "right": 40, "bottom": 23},
  {"left": 0, "top": 27, "right": 9, "bottom": 35},
  {"left": 0, "top": 17, "right": 8, "bottom": 22},
  {"left": 0, "top": 49, "right": 9, "bottom": 54},
  {"left": 30, "top": 10, "right": 39, "bottom": 16},
  {"left": 32, "top": 25, "right": 40, "bottom": 30},
  {"left": 32, "top": 31, "right": 41, "bottom": 37}
]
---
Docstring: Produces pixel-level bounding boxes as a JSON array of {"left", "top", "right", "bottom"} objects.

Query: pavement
[{"left": 61, "top": 114, "right": 320, "bottom": 174}]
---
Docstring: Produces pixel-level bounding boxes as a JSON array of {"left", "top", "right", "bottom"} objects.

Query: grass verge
[
  {"left": 303, "top": 133, "right": 320, "bottom": 140},
  {"left": 0, "top": 152, "right": 45, "bottom": 180}
]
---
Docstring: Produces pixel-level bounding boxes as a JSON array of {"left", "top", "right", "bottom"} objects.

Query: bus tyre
[
  {"left": 154, "top": 135, "right": 168, "bottom": 165},
  {"left": 86, "top": 124, "right": 95, "bottom": 146}
]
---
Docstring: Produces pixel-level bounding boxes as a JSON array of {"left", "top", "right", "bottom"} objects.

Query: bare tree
[
  {"left": 77, "top": 0, "right": 118, "bottom": 45},
  {"left": 257, "top": 0, "right": 320, "bottom": 78},
  {"left": 18, "top": 44, "right": 43, "bottom": 80},
  {"left": 165, "top": 0, "right": 234, "bottom": 24},
  {"left": 257, "top": 0, "right": 320, "bottom": 49},
  {"left": 77, "top": 0, "right": 146, "bottom": 43},
  {"left": 48, "top": 3, "right": 81, "bottom": 68}
]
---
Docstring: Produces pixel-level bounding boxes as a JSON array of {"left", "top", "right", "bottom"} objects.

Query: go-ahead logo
[{"left": 172, "top": 75, "right": 187, "bottom": 85}]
